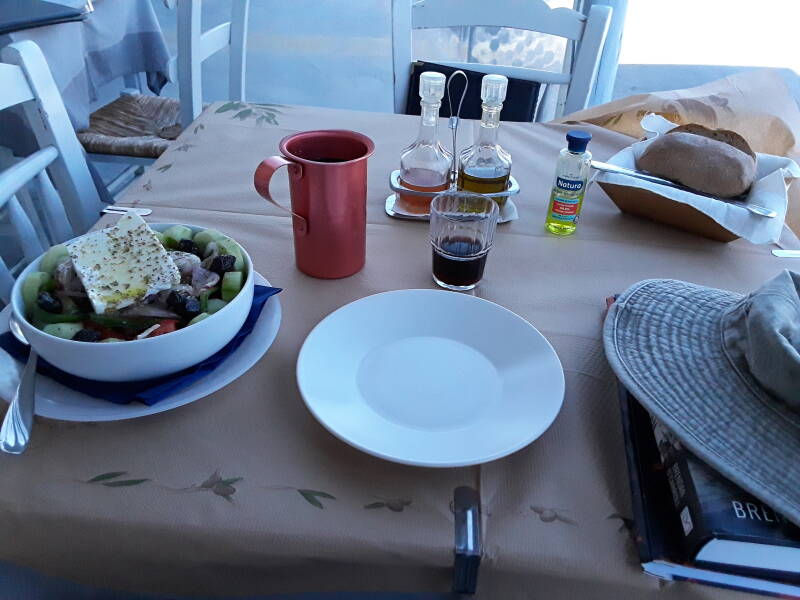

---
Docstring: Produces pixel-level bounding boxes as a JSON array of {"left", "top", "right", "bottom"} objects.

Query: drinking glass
[{"left": 429, "top": 191, "right": 499, "bottom": 291}]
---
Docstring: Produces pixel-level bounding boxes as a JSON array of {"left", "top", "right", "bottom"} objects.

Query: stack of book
[{"left": 619, "top": 385, "right": 800, "bottom": 597}]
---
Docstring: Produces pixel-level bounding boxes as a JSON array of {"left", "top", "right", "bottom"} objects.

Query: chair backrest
[
  {"left": 0, "top": 146, "right": 75, "bottom": 303},
  {"left": 391, "top": 0, "right": 612, "bottom": 120},
  {"left": 0, "top": 40, "right": 102, "bottom": 233},
  {"left": 176, "top": 0, "right": 250, "bottom": 128}
]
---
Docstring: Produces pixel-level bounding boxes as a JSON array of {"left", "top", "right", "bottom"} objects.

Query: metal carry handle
[{"left": 253, "top": 157, "right": 309, "bottom": 235}]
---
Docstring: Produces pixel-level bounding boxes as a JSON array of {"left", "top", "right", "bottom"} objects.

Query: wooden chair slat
[
  {"left": 7, "top": 194, "right": 45, "bottom": 265},
  {"left": 0, "top": 256, "right": 15, "bottom": 305},
  {"left": 35, "top": 170, "right": 74, "bottom": 244},
  {"left": 0, "top": 42, "right": 99, "bottom": 304}
]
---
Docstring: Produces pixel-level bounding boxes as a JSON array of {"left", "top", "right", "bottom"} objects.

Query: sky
[{"left": 619, "top": 0, "right": 800, "bottom": 72}]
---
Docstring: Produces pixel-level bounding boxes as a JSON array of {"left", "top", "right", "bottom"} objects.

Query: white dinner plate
[
  {"left": 0, "top": 273, "right": 281, "bottom": 422},
  {"left": 297, "top": 289, "right": 565, "bottom": 467}
]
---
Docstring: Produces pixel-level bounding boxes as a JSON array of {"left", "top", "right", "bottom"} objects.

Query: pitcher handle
[{"left": 254, "top": 157, "right": 308, "bottom": 236}]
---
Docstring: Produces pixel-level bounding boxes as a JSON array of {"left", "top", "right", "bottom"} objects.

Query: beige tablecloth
[{"left": 1, "top": 102, "right": 796, "bottom": 598}]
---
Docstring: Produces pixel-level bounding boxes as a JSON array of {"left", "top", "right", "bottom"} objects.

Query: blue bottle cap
[{"left": 566, "top": 130, "right": 592, "bottom": 153}]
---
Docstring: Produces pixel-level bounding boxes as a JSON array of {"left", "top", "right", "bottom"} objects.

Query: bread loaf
[
  {"left": 636, "top": 125, "right": 756, "bottom": 198},
  {"left": 668, "top": 124, "right": 756, "bottom": 160}
]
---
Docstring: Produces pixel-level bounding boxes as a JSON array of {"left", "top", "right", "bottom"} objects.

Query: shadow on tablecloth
[{"left": 0, "top": 560, "right": 458, "bottom": 600}]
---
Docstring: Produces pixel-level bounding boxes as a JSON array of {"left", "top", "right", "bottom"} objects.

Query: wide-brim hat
[{"left": 603, "top": 270, "right": 800, "bottom": 526}]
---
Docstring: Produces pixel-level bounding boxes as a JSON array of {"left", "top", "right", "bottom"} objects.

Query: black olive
[
  {"left": 166, "top": 290, "right": 201, "bottom": 318},
  {"left": 72, "top": 296, "right": 93, "bottom": 313},
  {"left": 36, "top": 291, "right": 63, "bottom": 314},
  {"left": 72, "top": 329, "right": 102, "bottom": 342},
  {"left": 182, "top": 296, "right": 201, "bottom": 317},
  {"left": 177, "top": 239, "right": 201, "bottom": 256},
  {"left": 209, "top": 254, "right": 236, "bottom": 276},
  {"left": 166, "top": 290, "right": 187, "bottom": 309}
]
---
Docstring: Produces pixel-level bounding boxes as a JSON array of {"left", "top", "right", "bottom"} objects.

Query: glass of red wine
[{"left": 430, "top": 191, "right": 499, "bottom": 291}]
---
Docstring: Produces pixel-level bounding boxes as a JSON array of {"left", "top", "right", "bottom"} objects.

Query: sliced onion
[
  {"left": 54, "top": 260, "right": 85, "bottom": 293},
  {"left": 136, "top": 324, "right": 161, "bottom": 339},
  {"left": 120, "top": 304, "right": 180, "bottom": 319},
  {"left": 169, "top": 251, "right": 201, "bottom": 283},
  {"left": 203, "top": 241, "right": 219, "bottom": 260},
  {"left": 191, "top": 265, "right": 219, "bottom": 294}
]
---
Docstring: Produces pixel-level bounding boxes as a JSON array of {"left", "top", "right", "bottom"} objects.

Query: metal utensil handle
[
  {"left": 591, "top": 160, "right": 678, "bottom": 187},
  {"left": 591, "top": 160, "right": 776, "bottom": 218},
  {"left": 447, "top": 70, "right": 468, "bottom": 187},
  {"left": 453, "top": 485, "right": 481, "bottom": 594},
  {"left": 102, "top": 207, "right": 153, "bottom": 217},
  {"left": 0, "top": 350, "right": 37, "bottom": 454}
]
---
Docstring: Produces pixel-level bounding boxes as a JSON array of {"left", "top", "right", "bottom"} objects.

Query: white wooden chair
[
  {"left": 391, "top": 0, "right": 613, "bottom": 121},
  {"left": 81, "top": 0, "right": 250, "bottom": 166},
  {"left": 0, "top": 41, "right": 103, "bottom": 302},
  {"left": 176, "top": 0, "right": 250, "bottom": 128}
]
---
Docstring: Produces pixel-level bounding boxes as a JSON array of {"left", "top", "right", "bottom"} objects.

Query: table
[{"left": 0, "top": 102, "right": 795, "bottom": 599}]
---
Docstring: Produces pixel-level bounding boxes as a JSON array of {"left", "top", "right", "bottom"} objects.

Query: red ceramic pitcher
[{"left": 254, "top": 130, "right": 375, "bottom": 279}]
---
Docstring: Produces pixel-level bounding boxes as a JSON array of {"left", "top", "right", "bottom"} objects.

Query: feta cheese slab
[{"left": 67, "top": 213, "right": 180, "bottom": 314}]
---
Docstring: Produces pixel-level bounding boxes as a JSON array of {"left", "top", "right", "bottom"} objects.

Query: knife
[
  {"left": 591, "top": 161, "right": 777, "bottom": 218},
  {"left": 772, "top": 250, "right": 800, "bottom": 258}
]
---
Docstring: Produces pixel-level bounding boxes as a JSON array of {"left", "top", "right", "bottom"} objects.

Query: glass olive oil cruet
[{"left": 457, "top": 74, "right": 512, "bottom": 207}]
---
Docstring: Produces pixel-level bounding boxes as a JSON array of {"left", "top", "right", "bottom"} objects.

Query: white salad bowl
[{"left": 10, "top": 223, "right": 255, "bottom": 382}]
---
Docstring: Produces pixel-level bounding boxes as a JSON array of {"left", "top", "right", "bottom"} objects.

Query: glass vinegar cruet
[{"left": 398, "top": 71, "right": 453, "bottom": 214}]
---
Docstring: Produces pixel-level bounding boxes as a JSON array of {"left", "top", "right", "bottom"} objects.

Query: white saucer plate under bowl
[
  {"left": 0, "top": 273, "right": 281, "bottom": 422},
  {"left": 296, "top": 289, "right": 564, "bottom": 467}
]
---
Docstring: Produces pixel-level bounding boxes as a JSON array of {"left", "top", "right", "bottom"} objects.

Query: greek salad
[{"left": 20, "top": 214, "right": 246, "bottom": 342}]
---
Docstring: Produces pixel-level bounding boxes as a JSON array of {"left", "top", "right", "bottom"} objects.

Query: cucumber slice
[
  {"left": 39, "top": 244, "right": 70, "bottom": 274},
  {"left": 221, "top": 271, "right": 243, "bottom": 301},
  {"left": 153, "top": 231, "right": 167, "bottom": 247},
  {"left": 32, "top": 305, "right": 82, "bottom": 325},
  {"left": 43, "top": 322, "right": 83, "bottom": 340},
  {"left": 193, "top": 228, "right": 226, "bottom": 253},
  {"left": 217, "top": 237, "right": 244, "bottom": 271},
  {"left": 162, "top": 225, "right": 193, "bottom": 249},
  {"left": 188, "top": 312, "right": 210, "bottom": 325},
  {"left": 207, "top": 298, "right": 228, "bottom": 314},
  {"left": 199, "top": 286, "right": 219, "bottom": 313},
  {"left": 22, "top": 272, "right": 52, "bottom": 315},
  {"left": 100, "top": 338, "right": 125, "bottom": 343}
]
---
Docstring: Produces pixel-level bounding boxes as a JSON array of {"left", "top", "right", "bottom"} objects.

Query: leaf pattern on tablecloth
[
  {"left": 156, "top": 163, "right": 172, "bottom": 173},
  {"left": 263, "top": 485, "right": 336, "bottom": 509},
  {"left": 215, "top": 101, "right": 283, "bottom": 126},
  {"left": 297, "top": 489, "right": 335, "bottom": 509},
  {"left": 364, "top": 497, "right": 412, "bottom": 512},
  {"left": 185, "top": 470, "right": 243, "bottom": 502},
  {"left": 530, "top": 505, "right": 576, "bottom": 525},
  {"left": 86, "top": 471, "right": 150, "bottom": 487}
]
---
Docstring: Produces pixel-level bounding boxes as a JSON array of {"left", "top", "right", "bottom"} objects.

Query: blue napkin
[{"left": 0, "top": 285, "right": 281, "bottom": 405}]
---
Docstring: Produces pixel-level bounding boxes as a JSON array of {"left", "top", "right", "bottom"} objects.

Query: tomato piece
[{"left": 147, "top": 319, "right": 178, "bottom": 337}]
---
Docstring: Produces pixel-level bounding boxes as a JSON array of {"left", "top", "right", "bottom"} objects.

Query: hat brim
[{"left": 604, "top": 279, "right": 800, "bottom": 526}]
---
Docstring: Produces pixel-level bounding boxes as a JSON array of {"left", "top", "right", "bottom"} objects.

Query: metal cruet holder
[{"left": 385, "top": 70, "right": 520, "bottom": 221}]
